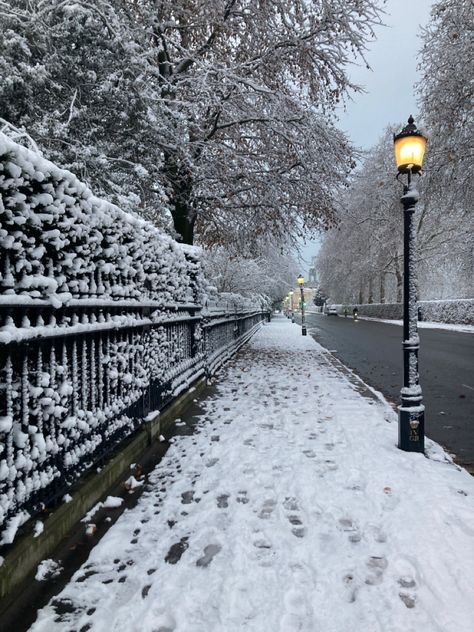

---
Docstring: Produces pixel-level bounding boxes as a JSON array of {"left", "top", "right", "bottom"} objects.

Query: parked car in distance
[{"left": 326, "top": 305, "right": 338, "bottom": 316}]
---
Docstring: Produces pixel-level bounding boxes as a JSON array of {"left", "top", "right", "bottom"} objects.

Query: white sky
[{"left": 298, "top": 0, "right": 435, "bottom": 274}]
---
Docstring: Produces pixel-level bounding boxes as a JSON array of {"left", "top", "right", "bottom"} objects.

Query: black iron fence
[{"left": 0, "top": 298, "right": 267, "bottom": 543}]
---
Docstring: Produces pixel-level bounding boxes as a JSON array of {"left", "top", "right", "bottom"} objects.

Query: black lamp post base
[
  {"left": 398, "top": 406, "right": 425, "bottom": 452},
  {"left": 302, "top": 324, "right": 307, "bottom": 336}
]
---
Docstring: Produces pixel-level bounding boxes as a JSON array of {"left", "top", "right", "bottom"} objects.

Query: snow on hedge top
[{"left": 0, "top": 133, "right": 202, "bottom": 306}]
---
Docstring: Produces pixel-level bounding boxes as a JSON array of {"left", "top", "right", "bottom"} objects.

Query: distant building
[
  {"left": 289, "top": 286, "right": 318, "bottom": 310},
  {"left": 308, "top": 257, "right": 319, "bottom": 288}
]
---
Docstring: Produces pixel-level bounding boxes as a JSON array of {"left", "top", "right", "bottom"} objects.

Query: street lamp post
[
  {"left": 393, "top": 115, "right": 427, "bottom": 453},
  {"left": 297, "top": 275, "right": 307, "bottom": 336}
]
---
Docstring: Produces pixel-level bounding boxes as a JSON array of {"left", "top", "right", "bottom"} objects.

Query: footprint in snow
[
  {"left": 75, "top": 568, "right": 98, "bottom": 583},
  {"left": 365, "top": 556, "right": 388, "bottom": 585},
  {"left": 399, "top": 590, "right": 417, "bottom": 609},
  {"left": 284, "top": 498, "right": 305, "bottom": 537},
  {"left": 396, "top": 562, "right": 418, "bottom": 608},
  {"left": 256, "top": 527, "right": 277, "bottom": 551},
  {"left": 370, "top": 524, "right": 387, "bottom": 543},
  {"left": 165, "top": 537, "right": 189, "bottom": 564},
  {"left": 217, "top": 494, "right": 229, "bottom": 508},
  {"left": 181, "top": 490, "right": 194, "bottom": 504},
  {"left": 236, "top": 490, "right": 249, "bottom": 504},
  {"left": 258, "top": 499, "right": 277, "bottom": 519},
  {"left": 288, "top": 514, "right": 305, "bottom": 538},
  {"left": 338, "top": 517, "right": 361, "bottom": 543},
  {"left": 206, "top": 458, "right": 219, "bottom": 467},
  {"left": 196, "top": 544, "right": 222, "bottom": 568},
  {"left": 343, "top": 573, "right": 358, "bottom": 603}
]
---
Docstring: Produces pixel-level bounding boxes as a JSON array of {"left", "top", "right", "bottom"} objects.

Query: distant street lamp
[
  {"left": 393, "top": 115, "right": 427, "bottom": 453},
  {"left": 297, "top": 275, "right": 307, "bottom": 336}
]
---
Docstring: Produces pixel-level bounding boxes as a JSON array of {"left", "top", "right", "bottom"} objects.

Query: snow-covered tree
[
  {"left": 143, "top": 0, "right": 385, "bottom": 246},
  {"left": 417, "top": 0, "right": 474, "bottom": 210},
  {"left": 0, "top": 0, "right": 171, "bottom": 226},
  {"left": 0, "top": 0, "right": 385, "bottom": 250},
  {"left": 415, "top": 0, "right": 474, "bottom": 300},
  {"left": 316, "top": 125, "right": 473, "bottom": 304},
  {"left": 202, "top": 243, "right": 298, "bottom": 304}
]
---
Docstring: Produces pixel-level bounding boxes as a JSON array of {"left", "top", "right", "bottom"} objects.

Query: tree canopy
[
  {"left": 316, "top": 0, "right": 473, "bottom": 305},
  {"left": 0, "top": 0, "right": 384, "bottom": 251}
]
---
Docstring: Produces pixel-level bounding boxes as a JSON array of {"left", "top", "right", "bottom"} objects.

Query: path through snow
[{"left": 30, "top": 317, "right": 474, "bottom": 632}]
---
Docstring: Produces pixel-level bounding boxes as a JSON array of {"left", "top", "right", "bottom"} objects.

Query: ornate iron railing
[{"left": 0, "top": 299, "right": 267, "bottom": 543}]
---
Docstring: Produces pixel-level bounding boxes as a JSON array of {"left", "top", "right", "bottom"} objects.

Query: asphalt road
[{"left": 301, "top": 312, "right": 474, "bottom": 469}]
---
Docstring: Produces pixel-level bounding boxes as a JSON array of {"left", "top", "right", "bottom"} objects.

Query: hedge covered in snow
[
  {"left": 332, "top": 300, "right": 474, "bottom": 325},
  {"left": 418, "top": 299, "right": 474, "bottom": 325},
  {"left": 0, "top": 133, "right": 203, "bottom": 307}
]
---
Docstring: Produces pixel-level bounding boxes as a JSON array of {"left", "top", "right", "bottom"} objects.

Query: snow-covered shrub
[
  {"left": 0, "top": 133, "right": 203, "bottom": 306},
  {"left": 332, "top": 300, "right": 474, "bottom": 324},
  {"left": 419, "top": 299, "right": 474, "bottom": 325}
]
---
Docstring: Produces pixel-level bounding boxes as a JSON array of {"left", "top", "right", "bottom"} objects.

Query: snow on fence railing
[
  {"left": 331, "top": 299, "right": 474, "bottom": 325},
  {"left": 0, "top": 134, "right": 269, "bottom": 546}
]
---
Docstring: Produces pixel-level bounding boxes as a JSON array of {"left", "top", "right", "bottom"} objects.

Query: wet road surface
[{"left": 302, "top": 313, "right": 474, "bottom": 470}]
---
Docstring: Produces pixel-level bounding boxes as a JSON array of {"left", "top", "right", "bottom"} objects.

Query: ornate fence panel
[
  {"left": 0, "top": 131, "right": 270, "bottom": 545},
  {"left": 0, "top": 298, "right": 268, "bottom": 543}
]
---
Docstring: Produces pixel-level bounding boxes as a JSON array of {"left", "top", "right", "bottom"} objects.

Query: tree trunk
[
  {"left": 164, "top": 152, "right": 196, "bottom": 245},
  {"left": 358, "top": 285, "right": 364, "bottom": 305},
  {"left": 368, "top": 277, "right": 374, "bottom": 304},
  {"left": 395, "top": 253, "right": 403, "bottom": 303},
  {"left": 172, "top": 199, "right": 196, "bottom": 245},
  {"left": 379, "top": 272, "right": 386, "bottom": 304}
]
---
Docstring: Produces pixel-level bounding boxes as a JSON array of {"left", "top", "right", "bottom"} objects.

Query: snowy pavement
[{"left": 30, "top": 317, "right": 474, "bottom": 632}]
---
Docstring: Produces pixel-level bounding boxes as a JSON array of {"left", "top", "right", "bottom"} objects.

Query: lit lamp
[
  {"left": 297, "top": 275, "right": 307, "bottom": 336},
  {"left": 393, "top": 115, "right": 427, "bottom": 453},
  {"left": 394, "top": 115, "right": 427, "bottom": 173}
]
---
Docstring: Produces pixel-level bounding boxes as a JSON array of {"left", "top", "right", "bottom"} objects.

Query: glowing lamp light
[
  {"left": 394, "top": 115, "right": 427, "bottom": 174},
  {"left": 297, "top": 275, "right": 304, "bottom": 286}
]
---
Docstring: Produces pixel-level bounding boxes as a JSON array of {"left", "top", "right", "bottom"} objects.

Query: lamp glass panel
[{"left": 394, "top": 135, "right": 427, "bottom": 171}]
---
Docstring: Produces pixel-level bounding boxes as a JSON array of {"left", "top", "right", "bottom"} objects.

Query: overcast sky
[{"left": 298, "top": 0, "right": 435, "bottom": 275}]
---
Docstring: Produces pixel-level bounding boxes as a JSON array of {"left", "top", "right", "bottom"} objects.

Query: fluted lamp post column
[
  {"left": 393, "top": 115, "right": 427, "bottom": 452},
  {"left": 297, "top": 275, "right": 307, "bottom": 336}
]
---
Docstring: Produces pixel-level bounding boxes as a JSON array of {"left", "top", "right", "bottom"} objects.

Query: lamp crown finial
[{"left": 408, "top": 114, "right": 415, "bottom": 125}]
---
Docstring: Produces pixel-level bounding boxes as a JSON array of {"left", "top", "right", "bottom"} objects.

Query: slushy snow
[
  {"left": 29, "top": 318, "right": 474, "bottom": 632},
  {"left": 35, "top": 559, "right": 62, "bottom": 582}
]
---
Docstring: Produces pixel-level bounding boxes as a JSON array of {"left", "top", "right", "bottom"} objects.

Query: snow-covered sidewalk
[{"left": 30, "top": 317, "right": 474, "bottom": 632}]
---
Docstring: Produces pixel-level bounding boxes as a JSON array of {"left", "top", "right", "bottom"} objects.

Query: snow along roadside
[
  {"left": 305, "top": 310, "right": 474, "bottom": 333},
  {"left": 29, "top": 317, "right": 474, "bottom": 632},
  {"left": 357, "top": 315, "right": 474, "bottom": 333}
]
